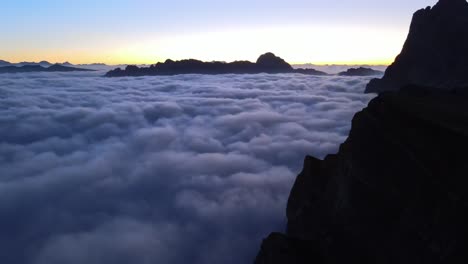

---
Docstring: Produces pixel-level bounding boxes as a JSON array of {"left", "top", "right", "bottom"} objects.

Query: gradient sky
[{"left": 1, "top": 0, "right": 436, "bottom": 65}]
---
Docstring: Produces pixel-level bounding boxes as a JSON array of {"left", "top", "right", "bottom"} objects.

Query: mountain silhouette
[
  {"left": 0, "top": 60, "right": 11, "bottom": 67},
  {"left": 255, "top": 1, "right": 468, "bottom": 263},
  {"left": 105, "top": 53, "right": 328, "bottom": 77},
  {"left": 0, "top": 64, "right": 95, "bottom": 74},
  {"left": 338, "top": 67, "right": 383, "bottom": 76},
  {"left": 366, "top": 0, "right": 468, "bottom": 93},
  {"left": 256, "top": 87, "right": 468, "bottom": 264}
]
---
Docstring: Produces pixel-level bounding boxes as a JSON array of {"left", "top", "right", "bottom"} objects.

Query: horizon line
[{"left": 1, "top": 58, "right": 392, "bottom": 67}]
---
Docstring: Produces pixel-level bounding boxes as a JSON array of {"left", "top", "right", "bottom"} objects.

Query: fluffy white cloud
[{"left": 0, "top": 71, "right": 375, "bottom": 264}]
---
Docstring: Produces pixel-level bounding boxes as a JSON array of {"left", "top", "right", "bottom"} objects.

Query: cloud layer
[{"left": 0, "top": 71, "right": 375, "bottom": 264}]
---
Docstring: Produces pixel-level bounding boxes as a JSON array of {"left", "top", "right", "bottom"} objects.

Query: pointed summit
[{"left": 366, "top": 0, "right": 468, "bottom": 93}]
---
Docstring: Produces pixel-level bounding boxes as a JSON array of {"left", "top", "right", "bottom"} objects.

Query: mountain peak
[
  {"left": 256, "top": 53, "right": 293, "bottom": 71},
  {"left": 366, "top": 0, "right": 468, "bottom": 93}
]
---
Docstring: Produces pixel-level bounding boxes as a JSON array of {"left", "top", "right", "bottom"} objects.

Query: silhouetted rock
[
  {"left": 256, "top": 1, "right": 468, "bottom": 263},
  {"left": 105, "top": 53, "right": 328, "bottom": 77},
  {"left": 38, "top": 61, "right": 52, "bottom": 67},
  {"left": 293, "top": 68, "right": 329, "bottom": 76},
  {"left": 0, "top": 64, "right": 94, "bottom": 74},
  {"left": 366, "top": 0, "right": 468, "bottom": 93},
  {"left": 256, "top": 52, "right": 293, "bottom": 72},
  {"left": 45, "top": 64, "right": 91, "bottom": 72},
  {"left": 0, "top": 60, "right": 11, "bottom": 67},
  {"left": 14, "top": 61, "right": 53, "bottom": 67},
  {"left": 255, "top": 88, "right": 468, "bottom": 264},
  {"left": 338, "top": 67, "right": 383, "bottom": 76}
]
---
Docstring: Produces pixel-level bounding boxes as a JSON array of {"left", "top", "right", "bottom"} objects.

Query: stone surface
[
  {"left": 255, "top": 88, "right": 468, "bottom": 264},
  {"left": 366, "top": 0, "right": 468, "bottom": 93}
]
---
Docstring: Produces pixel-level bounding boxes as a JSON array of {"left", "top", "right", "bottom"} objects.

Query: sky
[{"left": 1, "top": 0, "right": 436, "bottom": 65}]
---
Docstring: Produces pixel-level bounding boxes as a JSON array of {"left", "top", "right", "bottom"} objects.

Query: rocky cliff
[
  {"left": 256, "top": 1, "right": 468, "bottom": 262},
  {"left": 366, "top": 0, "right": 468, "bottom": 93},
  {"left": 255, "top": 88, "right": 468, "bottom": 264}
]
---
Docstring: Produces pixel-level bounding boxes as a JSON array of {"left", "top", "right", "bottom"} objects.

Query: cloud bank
[{"left": 0, "top": 71, "right": 375, "bottom": 264}]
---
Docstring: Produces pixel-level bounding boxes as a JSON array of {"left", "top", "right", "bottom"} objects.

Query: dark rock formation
[
  {"left": 338, "top": 67, "right": 383, "bottom": 76},
  {"left": 46, "top": 64, "right": 92, "bottom": 72},
  {"left": 255, "top": 88, "right": 468, "bottom": 264},
  {"left": 0, "top": 60, "right": 11, "bottom": 67},
  {"left": 256, "top": 1, "right": 468, "bottom": 263},
  {"left": 0, "top": 64, "right": 94, "bottom": 74},
  {"left": 293, "top": 68, "right": 329, "bottom": 76},
  {"left": 105, "top": 53, "right": 328, "bottom": 77},
  {"left": 255, "top": 52, "right": 293, "bottom": 72},
  {"left": 38, "top": 61, "right": 53, "bottom": 67},
  {"left": 366, "top": 0, "right": 468, "bottom": 93},
  {"left": 256, "top": 233, "right": 324, "bottom": 264}
]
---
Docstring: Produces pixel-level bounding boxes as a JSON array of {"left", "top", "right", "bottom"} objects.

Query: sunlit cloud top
[{"left": 1, "top": 0, "right": 435, "bottom": 65}]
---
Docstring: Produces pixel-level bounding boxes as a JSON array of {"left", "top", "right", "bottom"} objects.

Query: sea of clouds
[{"left": 0, "top": 71, "right": 376, "bottom": 264}]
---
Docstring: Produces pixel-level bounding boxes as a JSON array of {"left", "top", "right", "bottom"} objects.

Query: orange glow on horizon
[
  {"left": 1, "top": 25, "right": 402, "bottom": 67},
  {"left": 1, "top": 55, "right": 393, "bottom": 67}
]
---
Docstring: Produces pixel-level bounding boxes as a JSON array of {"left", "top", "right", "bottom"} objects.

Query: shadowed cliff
[
  {"left": 255, "top": 1, "right": 468, "bottom": 263},
  {"left": 256, "top": 88, "right": 468, "bottom": 264},
  {"left": 366, "top": 0, "right": 468, "bottom": 93}
]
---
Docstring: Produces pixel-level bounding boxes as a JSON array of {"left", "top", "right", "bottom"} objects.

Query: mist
[{"left": 0, "top": 71, "right": 375, "bottom": 264}]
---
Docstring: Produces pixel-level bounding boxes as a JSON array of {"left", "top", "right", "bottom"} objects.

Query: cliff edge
[
  {"left": 366, "top": 0, "right": 468, "bottom": 93},
  {"left": 255, "top": 1, "right": 468, "bottom": 262},
  {"left": 256, "top": 88, "right": 468, "bottom": 263}
]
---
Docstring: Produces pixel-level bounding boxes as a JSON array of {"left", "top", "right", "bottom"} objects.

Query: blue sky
[{"left": 1, "top": 0, "right": 436, "bottom": 64}]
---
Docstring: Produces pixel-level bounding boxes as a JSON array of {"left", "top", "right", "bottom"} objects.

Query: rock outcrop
[
  {"left": 105, "top": 53, "right": 328, "bottom": 77},
  {"left": 338, "top": 67, "right": 383, "bottom": 77},
  {"left": 255, "top": 88, "right": 468, "bottom": 264},
  {"left": 366, "top": 0, "right": 468, "bottom": 93}
]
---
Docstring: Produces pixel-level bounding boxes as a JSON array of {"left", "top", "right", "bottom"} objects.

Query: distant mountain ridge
[
  {"left": 338, "top": 67, "right": 383, "bottom": 76},
  {"left": 0, "top": 59, "right": 387, "bottom": 76},
  {"left": 293, "top": 64, "right": 388, "bottom": 74},
  {"left": 0, "top": 64, "right": 95, "bottom": 74},
  {"left": 0, "top": 60, "right": 113, "bottom": 68},
  {"left": 105, "top": 53, "right": 329, "bottom": 77}
]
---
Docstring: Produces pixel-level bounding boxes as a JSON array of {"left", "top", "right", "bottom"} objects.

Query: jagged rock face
[
  {"left": 255, "top": 89, "right": 468, "bottom": 264},
  {"left": 366, "top": 0, "right": 468, "bottom": 93}
]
